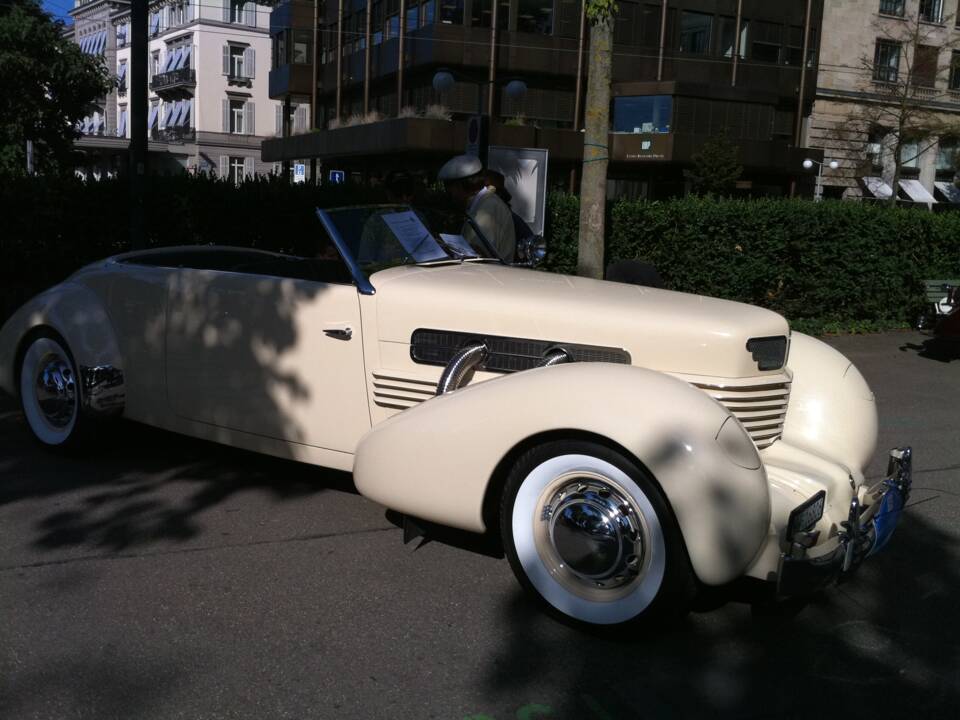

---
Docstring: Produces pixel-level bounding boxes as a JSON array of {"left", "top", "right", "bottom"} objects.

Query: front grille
[{"left": 692, "top": 372, "right": 792, "bottom": 449}]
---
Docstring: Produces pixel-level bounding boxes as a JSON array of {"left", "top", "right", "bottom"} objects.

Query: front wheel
[
  {"left": 500, "top": 440, "right": 694, "bottom": 626},
  {"left": 19, "top": 332, "right": 88, "bottom": 449}
]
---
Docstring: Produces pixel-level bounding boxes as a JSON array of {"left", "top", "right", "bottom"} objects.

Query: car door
[{"left": 165, "top": 266, "right": 370, "bottom": 454}]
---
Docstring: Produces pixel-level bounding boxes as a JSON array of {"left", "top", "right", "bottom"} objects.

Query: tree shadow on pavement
[
  {"left": 0, "top": 401, "right": 357, "bottom": 555},
  {"left": 899, "top": 337, "right": 960, "bottom": 363},
  {"left": 480, "top": 510, "right": 959, "bottom": 719}
]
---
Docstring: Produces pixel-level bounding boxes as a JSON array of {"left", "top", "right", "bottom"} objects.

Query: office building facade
[{"left": 265, "top": 0, "right": 824, "bottom": 197}]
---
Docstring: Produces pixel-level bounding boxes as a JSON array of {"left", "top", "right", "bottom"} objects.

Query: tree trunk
[{"left": 577, "top": 18, "right": 613, "bottom": 279}]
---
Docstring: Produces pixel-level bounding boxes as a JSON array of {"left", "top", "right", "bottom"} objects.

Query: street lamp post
[
  {"left": 803, "top": 157, "right": 839, "bottom": 202},
  {"left": 432, "top": 69, "right": 527, "bottom": 167}
]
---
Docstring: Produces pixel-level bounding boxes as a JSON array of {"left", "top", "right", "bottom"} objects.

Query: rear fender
[
  {"left": 353, "top": 362, "right": 770, "bottom": 586},
  {"left": 0, "top": 282, "right": 125, "bottom": 416}
]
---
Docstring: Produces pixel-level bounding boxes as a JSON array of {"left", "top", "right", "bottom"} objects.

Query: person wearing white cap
[{"left": 437, "top": 154, "right": 516, "bottom": 263}]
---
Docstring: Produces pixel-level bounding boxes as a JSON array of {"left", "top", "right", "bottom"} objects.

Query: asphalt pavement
[{"left": 1, "top": 331, "right": 958, "bottom": 720}]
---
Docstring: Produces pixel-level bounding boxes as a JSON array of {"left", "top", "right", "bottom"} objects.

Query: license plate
[{"left": 786, "top": 490, "right": 826, "bottom": 541}]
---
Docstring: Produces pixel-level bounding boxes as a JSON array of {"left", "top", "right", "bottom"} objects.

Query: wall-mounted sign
[
  {"left": 329, "top": 169, "right": 345, "bottom": 184},
  {"left": 293, "top": 163, "right": 306, "bottom": 183}
]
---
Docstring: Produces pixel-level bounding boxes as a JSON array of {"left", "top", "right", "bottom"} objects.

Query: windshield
[{"left": 316, "top": 205, "right": 499, "bottom": 276}]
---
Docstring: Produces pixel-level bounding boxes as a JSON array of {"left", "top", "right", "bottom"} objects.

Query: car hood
[{"left": 369, "top": 263, "right": 790, "bottom": 379}]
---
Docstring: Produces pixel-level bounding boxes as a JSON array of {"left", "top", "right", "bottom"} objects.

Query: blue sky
[{"left": 42, "top": 0, "right": 74, "bottom": 23}]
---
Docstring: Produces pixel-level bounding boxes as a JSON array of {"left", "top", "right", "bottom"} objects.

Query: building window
[
  {"left": 719, "top": 16, "right": 748, "bottom": 59},
  {"left": 517, "top": 0, "right": 552, "bottom": 34},
  {"left": 783, "top": 25, "right": 805, "bottom": 65},
  {"left": 150, "top": 50, "right": 160, "bottom": 79},
  {"left": 913, "top": 45, "right": 939, "bottom": 87},
  {"left": 901, "top": 140, "right": 921, "bottom": 169},
  {"left": 230, "top": 99, "right": 245, "bottom": 133},
  {"left": 950, "top": 50, "right": 960, "bottom": 90},
  {"left": 879, "top": 0, "right": 905, "bottom": 17},
  {"left": 919, "top": 0, "right": 943, "bottom": 23},
  {"left": 229, "top": 156, "right": 246, "bottom": 184},
  {"left": 874, "top": 40, "right": 901, "bottom": 82},
  {"left": 292, "top": 30, "right": 312, "bottom": 64},
  {"left": 679, "top": 11, "right": 711, "bottom": 54},
  {"left": 936, "top": 138, "right": 958, "bottom": 172},
  {"left": 751, "top": 21, "right": 781, "bottom": 63},
  {"left": 230, "top": 1, "right": 245, "bottom": 24},
  {"left": 117, "top": 106, "right": 127, "bottom": 137},
  {"left": 472, "top": 0, "right": 508, "bottom": 29},
  {"left": 612, "top": 96, "right": 672, "bottom": 134},
  {"left": 224, "top": 44, "right": 255, "bottom": 79},
  {"left": 117, "top": 60, "right": 127, "bottom": 94},
  {"left": 440, "top": 0, "right": 463, "bottom": 24}
]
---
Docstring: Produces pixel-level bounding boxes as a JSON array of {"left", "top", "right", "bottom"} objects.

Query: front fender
[
  {"left": 353, "top": 363, "right": 770, "bottom": 586},
  {"left": 0, "top": 281, "right": 124, "bottom": 413}
]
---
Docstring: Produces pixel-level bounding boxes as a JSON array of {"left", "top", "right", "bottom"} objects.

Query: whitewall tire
[
  {"left": 500, "top": 440, "right": 693, "bottom": 626},
  {"left": 19, "top": 333, "right": 84, "bottom": 447}
]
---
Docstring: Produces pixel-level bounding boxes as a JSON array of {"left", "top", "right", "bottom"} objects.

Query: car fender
[
  {"left": 0, "top": 281, "right": 125, "bottom": 414},
  {"left": 353, "top": 362, "right": 770, "bottom": 586},
  {"left": 782, "top": 333, "right": 878, "bottom": 475}
]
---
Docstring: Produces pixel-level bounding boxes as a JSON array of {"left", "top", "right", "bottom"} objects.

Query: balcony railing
[
  {"left": 156, "top": 127, "right": 196, "bottom": 143},
  {"left": 150, "top": 68, "right": 196, "bottom": 91}
]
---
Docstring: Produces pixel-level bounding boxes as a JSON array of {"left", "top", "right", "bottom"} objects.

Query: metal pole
[
  {"left": 311, "top": 0, "right": 318, "bottom": 129},
  {"left": 364, "top": 0, "right": 372, "bottom": 114},
  {"left": 398, "top": 0, "right": 406, "bottom": 114},
  {"left": 488, "top": 2, "right": 499, "bottom": 116},
  {"left": 25, "top": 140, "right": 34, "bottom": 175},
  {"left": 477, "top": 81, "right": 488, "bottom": 167},
  {"left": 129, "top": 0, "right": 148, "bottom": 250},
  {"left": 570, "top": 2, "right": 587, "bottom": 192},
  {"left": 656, "top": 0, "right": 668, "bottom": 81},
  {"left": 731, "top": 0, "right": 743, "bottom": 86},
  {"left": 795, "top": 0, "right": 813, "bottom": 146},
  {"left": 336, "top": 0, "right": 343, "bottom": 120},
  {"left": 815, "top": 162, "right": 823, "bottom": 202}
]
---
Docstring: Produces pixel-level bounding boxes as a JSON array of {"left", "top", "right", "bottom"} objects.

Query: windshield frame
[{"left": 315, "top": 205, "right": 503, "bottom": 296}]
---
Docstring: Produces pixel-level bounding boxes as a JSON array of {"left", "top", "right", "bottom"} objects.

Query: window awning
[
  {"left": 169, "top": 100, "right": 183, "bottom": 128},
  {"left": 899, "top": 179, "right": 937, "bottom": 203},
  {"left": 117, "top": 112, "right": 127, "bottom": 138},
  {"left": 171, "top": 47, "right": 184, "bottom": 71},
  {"left": 934, "top": 181, "right": 960, "bottom": 204},
  {"left": 149, "top": 14, "right": 160, "bottom": 35},
  {"left": 175, "top": 46, "right": 190, "bottom": 70},
  {"left": 97, "top": 30, "right": 106, "bottom": 55},
  {"left": 862, "top": 176, "right": 894, "bottom": 199},
  {"left": 147, "top": 105, "right": 158, "bottom": 129},
  {"left": 162, "top": 103, "right": 175, "bottom": 127},
  {"left": 117, "top": 63, "right": 127, "bottom": 83},
  {"left": 179, "top": 99, "right": 192, "bottom": 127}
]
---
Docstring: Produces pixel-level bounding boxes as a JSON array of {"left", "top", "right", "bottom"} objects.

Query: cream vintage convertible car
[{"left": 0, "top": 205, "right": 911, "bottom": 626}]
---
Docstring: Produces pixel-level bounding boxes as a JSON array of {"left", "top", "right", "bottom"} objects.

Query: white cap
[{"left": 438, "top": 154, "right": 483, "bottom": 182}]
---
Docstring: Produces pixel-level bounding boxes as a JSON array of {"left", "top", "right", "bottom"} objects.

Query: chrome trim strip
[
  {"left": 79, "top": 364, "right": 125, "bottom": 417},
  {"left": 315, "top": 207, "right": 376, "bottom": 296}
]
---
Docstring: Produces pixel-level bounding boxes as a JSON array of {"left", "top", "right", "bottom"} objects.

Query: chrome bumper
[{"left": 777, "top": 447, "right": 912, "bottom": 596}]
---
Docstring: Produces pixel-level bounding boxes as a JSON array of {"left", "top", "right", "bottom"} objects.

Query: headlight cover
[
  {"left": 746, "top": 336, "right": 788, "bottom": 371},
  {"left": 716, "top": 416, "right": 762, "bottom": 470}
]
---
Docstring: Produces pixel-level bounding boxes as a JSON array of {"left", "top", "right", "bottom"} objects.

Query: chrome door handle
[{"left": 323, "top": 325, "right": 353, "bottom": 340}]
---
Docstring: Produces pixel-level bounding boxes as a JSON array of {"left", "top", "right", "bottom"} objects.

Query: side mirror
[{"left": 514, "top": 235, "right": 547, "bottom": 268}]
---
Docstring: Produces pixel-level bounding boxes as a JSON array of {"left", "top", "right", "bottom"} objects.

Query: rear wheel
[
  {"left": 19, "top": 333, "right": 87, "bottom": 448},
  {"left": 500, "top": 440, "right": 693, "bottom": 626}
]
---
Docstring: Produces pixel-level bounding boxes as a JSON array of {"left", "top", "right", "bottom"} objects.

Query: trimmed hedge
[
  {"left": 608, "top": 197, "right": 960, "bottom": 334},
  {"left": 2, "top": 177, "right": 959, "bottom": 334}
]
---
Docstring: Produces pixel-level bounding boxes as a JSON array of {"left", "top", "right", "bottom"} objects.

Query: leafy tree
[
  {"left": 0, "top": 0, "right": 110, "bottom": 176},
  {"left": 684, "top": 134, "right": 744, "bottom": 197}
]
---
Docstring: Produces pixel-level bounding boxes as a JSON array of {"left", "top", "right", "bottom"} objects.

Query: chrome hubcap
[
  {"left": 34, "top": 355, "right": 77, "bottom": 428},
  {"left": 539, "top": 477, "right": 647, "bottom": 594}
]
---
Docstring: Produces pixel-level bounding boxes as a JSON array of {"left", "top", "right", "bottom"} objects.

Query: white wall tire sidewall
[
  {"left": 511, "top": 453, "right": 667, "bottom": 625},
  {"left": 20, "top": 337, "right": 79, "bottom": 446}
]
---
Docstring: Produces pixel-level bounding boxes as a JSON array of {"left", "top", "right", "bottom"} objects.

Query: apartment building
[
  {"left": 805, "top": 0, "right": 960, "bottom": 203},
  {"left": 68, "top": 0, "right": 282, "bottom": 179},
  {"left": 264, "top": 0, "right": 825, "bottom": 197}
]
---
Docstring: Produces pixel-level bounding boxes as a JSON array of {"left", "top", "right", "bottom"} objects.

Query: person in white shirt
[{"left": 437, "top": 155, "right": 517, "bottom": 263}]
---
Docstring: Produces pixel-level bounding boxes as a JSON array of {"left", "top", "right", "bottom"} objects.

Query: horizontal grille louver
[
  {"left": 693, "top": 375, "right": 792, "bottom": 449},
  {"left": 371, "top": 372, "right": 437, "bottom": 410}
]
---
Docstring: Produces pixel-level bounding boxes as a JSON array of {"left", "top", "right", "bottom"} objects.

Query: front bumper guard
[{"left": 777, "top": 447, "right": 912, "bottom": 597}]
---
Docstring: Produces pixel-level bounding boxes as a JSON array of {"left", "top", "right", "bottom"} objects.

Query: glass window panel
[
  {"left": 879, "top": 0, "right": 905, "bottom": 16},
  {"left": 873, "top": 40, "right": 901, "bottom": 82},
  {"left": 679, "top": 11, "right": 711, "bottom": 54},
  {"left": 439, "top": 0, "right": 463, "bottom": 24},
  {"left": 518, "top": 0, "right": 554, "bottom": 35},
  {"left": 292, "top": 30, "right": 311, "bottom": 64},
  {"left": 719, "top": 16, "right": 747, "bottom": 58},
  {"left": 612, "top": 96, "right": 673, "bottom": 134},
  {"left": 937, "top": 138, "right": 957, "bottom": 170}
]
